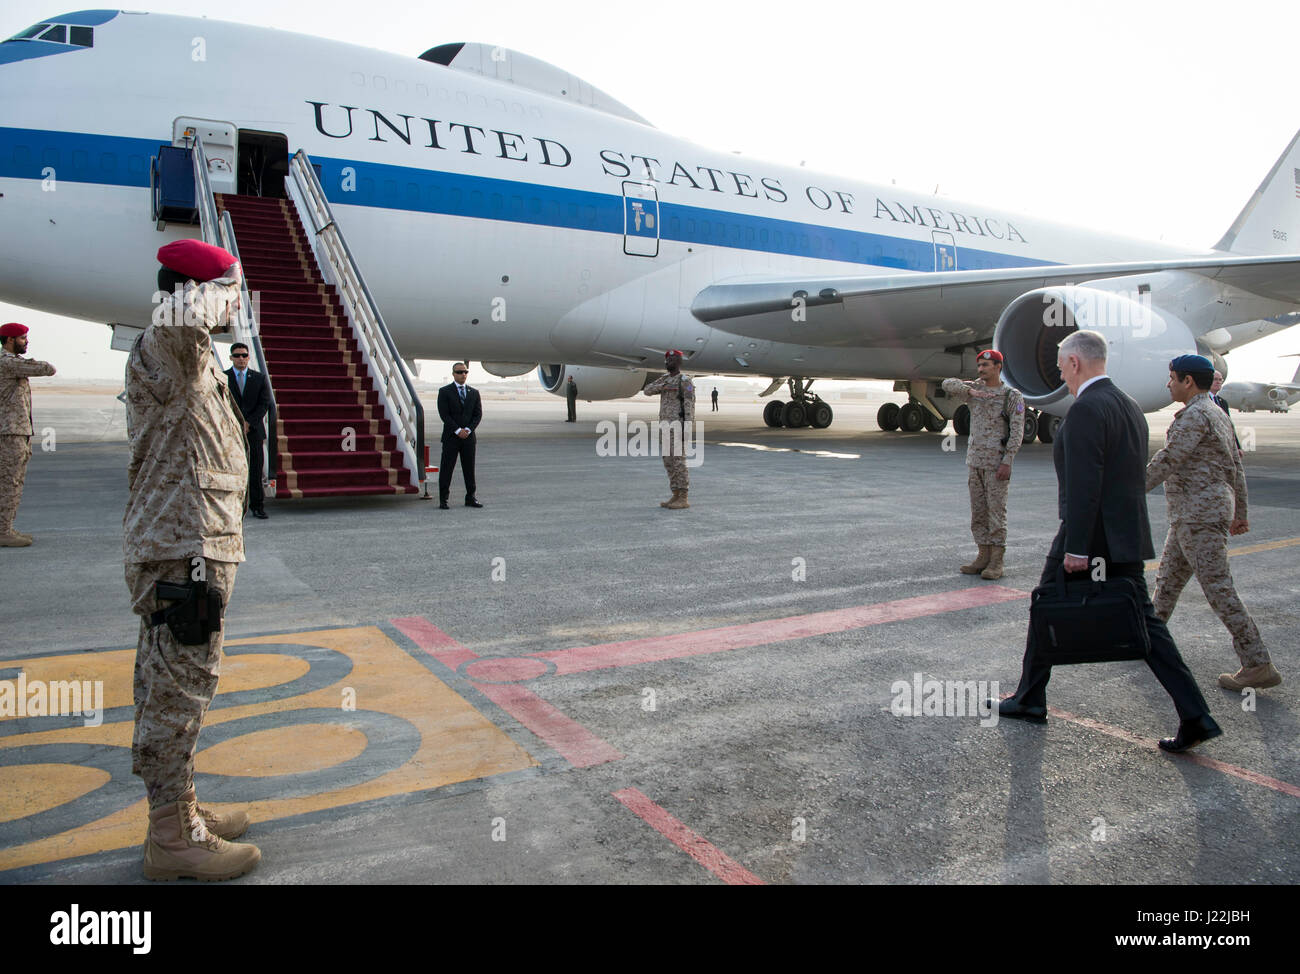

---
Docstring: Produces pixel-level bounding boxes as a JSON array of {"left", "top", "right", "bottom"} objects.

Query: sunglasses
[
  {"left": 453, "top": 370, "right": 468, "bottom": 375},
  {"left": 231, "top": 352, "right": 249, "bottom": 358}
]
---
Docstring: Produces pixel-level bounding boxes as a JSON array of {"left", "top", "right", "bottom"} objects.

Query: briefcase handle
[{"left": 1055, "top": 563, "right": 1107, "bottom": 603}]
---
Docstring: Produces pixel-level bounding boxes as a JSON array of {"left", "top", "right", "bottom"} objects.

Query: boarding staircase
[{"left": 168, "top": 137, "right": 424, "bottom": 499}]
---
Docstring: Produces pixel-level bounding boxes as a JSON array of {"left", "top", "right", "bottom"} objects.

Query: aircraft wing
[{"left": 690, "top": 253, "right": 1300, "bottom": 348}]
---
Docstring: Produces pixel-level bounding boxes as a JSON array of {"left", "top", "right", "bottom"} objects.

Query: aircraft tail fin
[{"left": 1214, "top": 129, "right": 1300, "bottom": 255}]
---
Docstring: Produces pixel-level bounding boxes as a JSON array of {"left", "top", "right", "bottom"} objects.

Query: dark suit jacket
[
  {"left": 1051, "top": 377, "right": 1155, "bottom": 563},
  {"left": 225, "top": 366, "right": 271, "bottom": 443},
  {"left": 437, "top": 382, "right": 482, "bottom": 443}
]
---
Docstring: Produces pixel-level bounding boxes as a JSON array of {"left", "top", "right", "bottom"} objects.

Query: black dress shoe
[
  {"left": 1158, "top": 714, "right": 1223, "bottom": 753},
  {"left": 465, "top": 499, "right": 483, "bottom": 508},
  {"left": 439, "top": 501, "right": 450, "bottom": 510},
  {"left": 994, "top": 698, "right": 1048, "bottom": 724},
  {"left": 253, "top": 509, "right": 269, "bottom": 519}
]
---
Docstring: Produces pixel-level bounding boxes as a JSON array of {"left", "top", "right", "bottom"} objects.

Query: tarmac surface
[{"left": 2, "top": 392, "right": 1298, "bottom": 884}]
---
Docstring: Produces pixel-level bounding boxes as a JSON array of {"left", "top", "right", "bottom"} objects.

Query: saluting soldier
[
  {"left": 642, "top": 349, "right": 695, "bottom": 509},
  {"left": 125, "top": 239, "right": 261, "bottom": 880},
  {"left": 942, "top": 349, "right": 1025, "bottom": 579},
  {"left": 1146, "top": 354, "right": 1280, "bottom": 691},
  {"left": 0, "top": 322, "right": 56, "bottom": 547}
]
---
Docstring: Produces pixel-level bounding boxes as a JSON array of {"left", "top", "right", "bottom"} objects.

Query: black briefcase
[{"left": 1029, "top": 567, "right": 1151, "bottom": 665}]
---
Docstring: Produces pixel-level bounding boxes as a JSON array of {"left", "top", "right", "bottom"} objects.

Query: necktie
[
  {"left": 237, "top": 370, "right": 245, "bottom": 393},
  {"left": 458, "top": 385, "right": 465, "bottom": 402}
]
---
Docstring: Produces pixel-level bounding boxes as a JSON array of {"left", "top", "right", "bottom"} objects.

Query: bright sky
[{"left": 4, "top": 0, "right": 1299, "bottom": 382}]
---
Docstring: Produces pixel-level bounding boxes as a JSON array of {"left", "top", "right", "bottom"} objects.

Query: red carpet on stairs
[{"left": 215, "top": 193, "right": 419, "bottom": 499}]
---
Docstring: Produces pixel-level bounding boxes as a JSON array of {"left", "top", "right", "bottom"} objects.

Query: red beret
[
  {"left": 157, "top": 240, "right": 239, "bottom": 282},
  {"left": 665, "top": 349, "right": 683, "bottom": 360},
  {"left": 0, "top": 322, "right": 29, "bottom": 338},
  {"left": 977, "top": 349, "right": 1004, "bottom": 363}
]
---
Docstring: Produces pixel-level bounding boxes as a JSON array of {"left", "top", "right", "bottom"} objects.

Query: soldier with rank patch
[
  {"left": 0, "top": 322, "right": 56, "bottom": 547},
  {"left": 642, "top": 349, "right": 695, "bottom": 509},
  {"left": 1146, "top": 354, "right": 1280, "bottom": 691},
  {"left": 124, "top": 239, "right": 261, "bottom": 880},
  {"left": 942, "top": 349, "right": 1025, "bottom": 579}
]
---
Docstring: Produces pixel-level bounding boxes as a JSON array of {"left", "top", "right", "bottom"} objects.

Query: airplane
[
  {"left": 3, "top": 9, "right": 1300, "bottom": 485},
  {"left": 1219, "top": 354, "right": 1300, "bottom": 412}
]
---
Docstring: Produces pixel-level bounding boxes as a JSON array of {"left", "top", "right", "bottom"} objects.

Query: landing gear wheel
[
  {"left": 781, "top": 401, "right": 808, "bottom": 428},
  {"left": 923, "top": 410, "right": 947, "bottom": 433},
  {"left": 810, "top": 401, "right": 834, "bottom": 429},
  {"left": 877, "top": 402, "right": 901, "bottom": 431},
  {"left": 1021, "top": 410, "right": 1039, "bottom": 445},
  {"left": 763, "top": 400, "right": 786, "bottom": 428},
  {"left": 1039, "top": 414, "right": 1061, "bottom": 443},
  {"left": 953, "top": 404, "right": 971, "bottom": 437},
  {"left": 898, "top": 402, "right": 925, "bottom": 433}
]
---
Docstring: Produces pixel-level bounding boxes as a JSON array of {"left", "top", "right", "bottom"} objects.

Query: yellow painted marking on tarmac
[
  {"left": 0, "top": 626, "right": 537, "bottom": 872},
  {"left": 0, "top": 650, "right": 135, "bottom": 718},
  {"left": 1145, "top": 535, "right": 1300, "bottom": 572},
  {"left": 0, "top": 765, "right": 110, "bottom": 823},
  {"left": 196, "top": 724, "right": 369, "bottom": 777}
]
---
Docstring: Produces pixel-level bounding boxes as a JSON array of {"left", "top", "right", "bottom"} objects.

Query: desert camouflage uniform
[
  {"left": 124, "top": 280, "right": 247, "bottom": 807},
  {"left": 941, "top": 378, "right": 1025, "bottom": 546},
  {"left": 0, "top": 349, "right": 56, "bottom": 535},
  {"left": 643, "top": 372, "right": 696, "bottom": 491},
  {"left": 1147, "top": 392, "right": 1268, "bottom": 668}
]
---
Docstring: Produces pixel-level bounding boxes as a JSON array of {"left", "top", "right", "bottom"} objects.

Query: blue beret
[{"left": 1169, "top": 354, "right": 1214, "bottom": 374}]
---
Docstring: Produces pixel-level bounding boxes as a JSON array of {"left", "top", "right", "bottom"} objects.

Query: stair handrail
[
  {"left": 286, "top": 150, "right": 426, "bottom": 488},
  {"left": 191, "top": 135, "right": 280, "bottom": 497},
  {"left": 218, "top": 210, "right": 281, "bottom": 496}
]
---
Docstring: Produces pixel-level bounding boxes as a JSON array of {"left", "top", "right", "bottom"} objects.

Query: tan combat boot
[
  {"left": 666, "top": 490, "right": 690, "bottom": 509},
  {"left": 0, "top": 531, "right": 32, "bottom": 547},
  {"left": 143, "top": 797, "right": 261, "bottom": 881},
  {"left": 1218, "top": 663, "right": 1282, "bottom": 690},
  {"left": 960, "top": 545, "right": 991, "bottom": 574},
  {"left": 660, "top": 490, "right": 680, "bottom": 508},
  {"left": 183, "top": 787, "right": 250, "bottom": 841},
  {"left": 980, "top": 546, "right": 1006, "bottom": 580}
]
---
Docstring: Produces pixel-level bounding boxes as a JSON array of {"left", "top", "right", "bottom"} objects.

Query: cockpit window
[
  {"left": 38, "top": 25, "right": 66, "bottom": 43},
  {"left": 5, "top": 22, "right": 94, "bottom": 47},
  {"left": 69, "top": 26, "right": 93, "bottom": 47},
  {"left": 15, "top": 24, "right": 50, "bottom": 39}
]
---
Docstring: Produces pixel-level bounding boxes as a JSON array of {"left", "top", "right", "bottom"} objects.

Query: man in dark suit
[
  {"left": 225, "top": 342, "right": 272, "bottom": 519},
  {"left": 437, "top": 361, "right": 483, "bottom": 509},
  {"left": 998, "top": 330, "right": 1221, "bottom": 752}
]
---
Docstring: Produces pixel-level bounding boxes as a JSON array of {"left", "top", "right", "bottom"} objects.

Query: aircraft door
[
  {"left": 623, "top": 180, "right": 660, "bottom": 257},
  {"left": 932, "top": 231, "right": 957, "bottom": 271},
  {"left": 173, "top": 117, "right": 237, "bottom": 194}
]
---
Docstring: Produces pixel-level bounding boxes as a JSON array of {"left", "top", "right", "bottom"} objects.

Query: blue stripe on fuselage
[{"left": 0, "top": 125, "right": 1054, "bottom": 272}]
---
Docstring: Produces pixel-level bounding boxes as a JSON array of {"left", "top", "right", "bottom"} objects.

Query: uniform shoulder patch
[{"left": 1016, "top": 401, "right": 1025, "bottom": 413}]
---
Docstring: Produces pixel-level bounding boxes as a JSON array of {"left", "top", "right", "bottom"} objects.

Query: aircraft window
[
  {"left": 686, "top": 219, "right": 695, "bottom": 234},
  {"left": 671, "top": 216, "right": 680, "bottom": 233},
  {"left": 528, "top": 197, "right": 540, "bottom": 215},
  {"left": 70, "top": 26, "right": 93, "bottom": 47},
  {"left": 510, "top": 195, "right": 522, "bottom": 214},
  {"left": 746, "top": 227, "right": 754, "bottom": 243},
  {"left": 16, "top": 24, "right": 50, "bottom": 39},
  {"left": 384, "top": 179, "right": 397, "bottom": 198},
  {"left": 406, "top": 182, "right": 419, "bottom": 202},
  {"left": 585, "top": 205, "right": 595, "bottom": 225},
  {"left": 425, "top": 184, "right": 440, "bottom": 204},
  {"left": 491, "top": 192, "right": 503, "bottom": 211},
  {"left": 39, "top": 24, "right": 67, "bottom": 43},
  {"left": 759, "top": 228, "right": 768, "bottom": 244}
]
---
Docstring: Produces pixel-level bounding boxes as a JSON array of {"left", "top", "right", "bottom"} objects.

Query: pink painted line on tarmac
[
  {"left": 392, "top": 616, "right": 623, "bottom": 769},
  {"left": 537, "top": 586, "right": 1029, "bottom": 675},
  {"left": 612, "top": 787, "right": 765, "bottom": 885},
  {"left": 478, "top": 683, "right": 623, "bottom": 768}
]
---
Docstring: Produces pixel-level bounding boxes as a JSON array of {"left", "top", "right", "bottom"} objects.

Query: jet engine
[
  {"left": 537, "top": 364, "right": 654, "bottom": 400},
  {"left": 994, "top": 285, "right": 1195, "bottom": 414}
]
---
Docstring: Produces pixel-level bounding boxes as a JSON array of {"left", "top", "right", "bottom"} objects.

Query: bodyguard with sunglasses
[
  {"left": 437, "top": 361, "right": 483, "bottom": 509},
  {"left": 225, "top": 343, "right": 272, "bottom": 519}
]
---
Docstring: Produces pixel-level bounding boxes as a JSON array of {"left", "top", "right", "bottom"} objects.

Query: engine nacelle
[
  {"left": 537, "top": 364, "right": 654, "bottom": 400},
  {"left": 994, "top": 285, "right": 1195, "bottom": 414},
  {"left": 481, "top": 361, "right": 537, "bottom": 378}
]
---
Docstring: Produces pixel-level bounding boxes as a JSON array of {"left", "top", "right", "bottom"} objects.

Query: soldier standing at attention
[
  {"left": 0, "top": 322, "right": 56, "bottom": 547},
  {"left": 566, "top": 375, "right": 578, "bottom": 422},
  {"left": 942, "top": 349, "right": 1025, "bottom": 579},
  {"left": 125, "top": 239, "right": 261, "bottom": 880},
  {"left": 643, "top": 349, "right": 695, "bottom": 509},
  {"left": 1146, "top": 354, "right": 1280, "bottom": 691}
]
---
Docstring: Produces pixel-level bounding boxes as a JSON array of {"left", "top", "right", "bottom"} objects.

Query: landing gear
[
  {"left": 953, "top": 405, "right": 971, "bottom": 437},
  {"left": 1021, "top": 410, "right": 1039, "bottom": 445},
  {"left": 1038, "top": 413, "right": 1061, "bottom": 443},
  {"left": 876, "top": 402, "right": 901, "bottom": 431},
  {"left": 761, "top": 377, "right": 834, "bottom": 429},
  {"left": 923, "top": 410, "right": 947, "bottom": 433},
  {"left": 898, "top": 402, "right": 925, "bottom": 433}
]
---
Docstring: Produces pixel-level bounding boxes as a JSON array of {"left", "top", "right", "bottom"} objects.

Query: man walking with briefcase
[{"left": 996, "top": 330, "right": 1221, "bottom": 753}]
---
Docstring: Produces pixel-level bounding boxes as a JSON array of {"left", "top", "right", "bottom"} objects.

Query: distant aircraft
[
  {"left": 1220, "top": 356, "right": 1300, "bottom": 412},
  {"left": 3, "top": 9, "right": 1300, "bottom": 451}
]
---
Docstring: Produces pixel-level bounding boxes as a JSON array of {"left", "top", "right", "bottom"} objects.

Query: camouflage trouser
[
  {"left": 968, "top": 466, "right": 1009, "bottom": 546},
  {"left": 661, "top": 423, "right": 690, "bottom": 491},
  {"left": 1153, "top": 522, "right": 1269, "bottom": 668},
  {"left": 125, "top": 558, "right": 237, "bottom": 808},
  {"left": 0, "top": 435, "right": 32, "bottom": 533}
]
